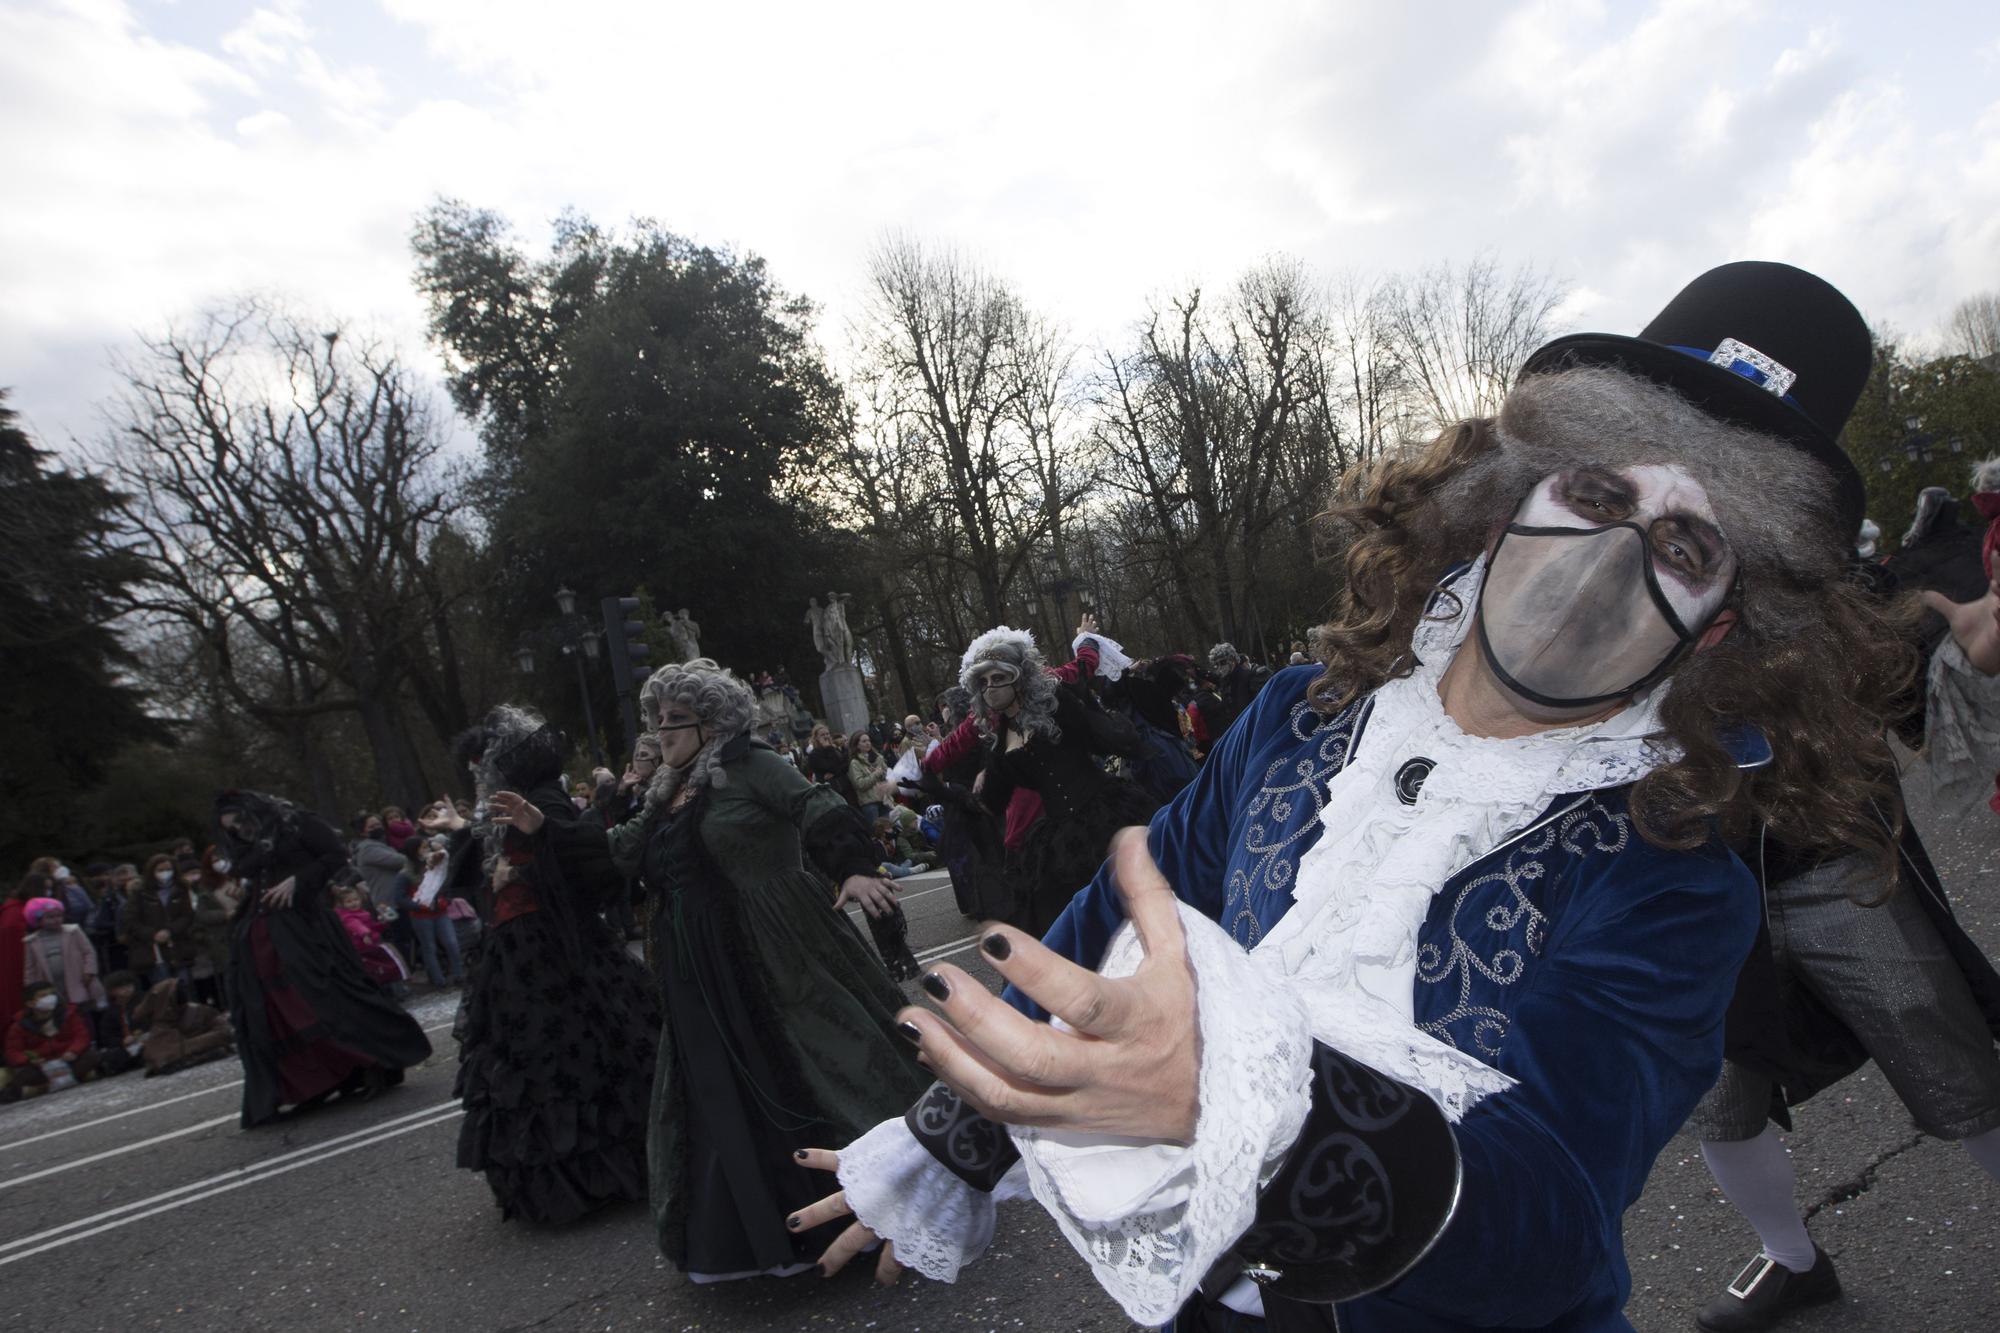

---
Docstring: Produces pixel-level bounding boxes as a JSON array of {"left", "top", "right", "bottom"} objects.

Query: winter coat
[
  {"left": 847, "top": 752, "right": 891, "bottom": 806},
  {"left": 7, "top": 1006, "right": 91, "bottom": 1066},
  {"left": 0, "top": 901, "right": 23, "bottom": 1032},
  {"left": 121, "top": 880, "right": 199, "bottom": 968},
  {"left": 22, "top": 924, "right": 105, "bottom": 1009},
  {"left": 351, "top": 836, "right": 407, "bottom": 909},
  {"left": 191, "top": 886, "right": 240, "bottom": 975}
]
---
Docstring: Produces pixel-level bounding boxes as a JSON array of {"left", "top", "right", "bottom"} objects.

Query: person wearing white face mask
[
  {"left": 788, "top": 263, "right": 1924, "bottom": 1332},
  {"left": 122, "top": 853, "right": 199, "bottom": 987},
  {"left": 5, "top": 982, "right": 99, "bottom": 1098}
]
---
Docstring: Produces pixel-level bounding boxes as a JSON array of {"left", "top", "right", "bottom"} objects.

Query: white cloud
[{"left": 3, "top": 0, "right": 1997, "bottom": 452}]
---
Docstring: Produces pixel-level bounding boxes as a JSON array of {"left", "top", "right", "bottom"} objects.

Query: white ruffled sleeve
[
  {"left": 1010, "top": 905, "right": 1317, "bottom": 1327},
  {"left": 836, "top": 1116, "right": 1030, "bottom": 1282}
]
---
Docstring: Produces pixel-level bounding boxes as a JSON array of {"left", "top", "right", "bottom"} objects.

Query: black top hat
[{"left": 1521, "top": 261, "right": 1871, "bottom": 533}]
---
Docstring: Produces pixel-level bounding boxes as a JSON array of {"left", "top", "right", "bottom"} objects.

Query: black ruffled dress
[
  {"left": 982, "top": 685, "right": 1161, "bottom": 937},
  {"left": 453, "top": 750, "right": 661, "bottom": 1226}
]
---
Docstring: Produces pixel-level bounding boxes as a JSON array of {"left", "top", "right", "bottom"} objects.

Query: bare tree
[
  {"left": 1377, "top": 255, "right": 1568, "bottom": 431},
  {"left": 1943, "top": 292, "right": 2000, "bottom": 362},
  {"left": 1095, "top": 261, "right": 1323, "bottom": 650},
  {"left": 860, "top": 235, "right": 1047, "bottom": 627},
  {"left": 101, "top": 301, "right": 475, "bottom": 813}
]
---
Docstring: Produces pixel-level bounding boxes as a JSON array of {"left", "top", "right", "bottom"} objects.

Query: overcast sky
[{"left": 4, "top": 0, "right": 1996, "bottom": 453}]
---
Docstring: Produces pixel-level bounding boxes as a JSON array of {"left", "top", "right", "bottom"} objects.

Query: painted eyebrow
[
  {"left": 1562, "top": 466, "right": 1638, "bottom": 502},
  {"left": 1658, "top": 512, "right": 1727, "bottom": 559}
]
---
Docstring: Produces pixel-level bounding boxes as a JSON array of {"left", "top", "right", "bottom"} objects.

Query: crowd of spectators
[{"left": 3, "top": 806, "right": 481, "bottom": 1105}]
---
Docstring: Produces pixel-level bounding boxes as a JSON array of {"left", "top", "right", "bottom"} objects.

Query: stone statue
[
  {"left": 666, "top": 607, "right": 701, "bottom": 661},
  {"left": 806, "top": 592, "right": 855, "bottom": 669}
]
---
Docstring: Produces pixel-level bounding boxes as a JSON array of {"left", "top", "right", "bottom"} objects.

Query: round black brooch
[{"left": 1394, "top": 757, "right": 1435, "bottom": 805}]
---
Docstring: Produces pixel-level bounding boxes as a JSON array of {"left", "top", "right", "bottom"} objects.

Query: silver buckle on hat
[
  {"left": 1726, "top": 1254, "right": 1779, "bottom": 1300},
  {"left": 1709, "top": 338, "right": 1797, "bottom": 397}
]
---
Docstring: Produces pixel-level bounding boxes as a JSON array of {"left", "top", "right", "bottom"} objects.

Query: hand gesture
[
  {"left": 618, "top": 766, "right": 643, "bottom": 793},
  {"left": 897, "top": 830, "right": 1198, "bottom": 1142},
  {"left": 488, "top": 791, "right": 546, "bottom": 835},
  {"left": 260, "top": 876, "right": 297, "bottom": 909},
  {"left": 1077, "top": 611, "right": 1100, "bottom": 638},
  {"left": 786, "top": 1148, "right": 902, "bottom": 1284},
  {"left": 832, "top": 874, "right": 898, "bottom": 919},
  {"left": 419, "top": 798, "right": 466, "bottom": 833}
]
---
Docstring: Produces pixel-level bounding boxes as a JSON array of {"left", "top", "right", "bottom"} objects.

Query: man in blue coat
[{"left": 797, "top": 262, "right": 1914, "bottom": 1333}]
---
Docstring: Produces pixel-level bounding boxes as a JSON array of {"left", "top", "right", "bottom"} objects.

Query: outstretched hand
[
  {"left": 834, "top": 874, "right": 898, "bottom": 918},
  {"left": 487, "top": 790, "right": 546, "bottom": 835},
  {"left": 786, "top": 1148, "right": 902, "bottom": 1284},
  {"left": 418, "top": 797, "right": 466, "bottom": 833},
  {"left": 899, "top": 829, "right": 1198, "bottom": 1142},
  {"left": 1923, "top": 587, "right": 2000, "bottom": 675}
]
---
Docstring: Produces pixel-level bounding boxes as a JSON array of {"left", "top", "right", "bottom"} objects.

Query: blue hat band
[{"left": 1667, "top": 343, "right": 1801, "bottom": 409}]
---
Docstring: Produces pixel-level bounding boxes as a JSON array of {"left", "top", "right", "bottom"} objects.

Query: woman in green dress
[{"left": 490, "top": 659, "right": 930, "bottom": 1282}]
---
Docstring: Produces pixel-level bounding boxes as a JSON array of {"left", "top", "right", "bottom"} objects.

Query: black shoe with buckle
[{"left": 1695, "top": 1244, "right": 1841, "bottom": 1331}]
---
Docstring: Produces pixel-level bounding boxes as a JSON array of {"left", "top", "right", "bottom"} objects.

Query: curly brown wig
[{"left": 1310, "top": 366, "right": 1919, "bottom": 874}]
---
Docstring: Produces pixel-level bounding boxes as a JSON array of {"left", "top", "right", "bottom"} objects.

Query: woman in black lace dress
[
  {"left": 959, "top": 627, "right": 1160, "bottom": 937},
  {"left": 440, "top": 706, "right": 660, "bottom": 1225}
]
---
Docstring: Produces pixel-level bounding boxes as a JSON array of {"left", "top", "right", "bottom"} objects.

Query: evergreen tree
[{"left": 0, "top": 392, "right": 169, "bottom": 866}]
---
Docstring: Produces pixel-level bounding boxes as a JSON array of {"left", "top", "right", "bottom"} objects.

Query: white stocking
[
  {"left": 1700, "top": 1127, "right": 1817, "bottom": 1274},
  {"left": 1961, "top": 1125, "right": 2000, "bottom": 1181}
]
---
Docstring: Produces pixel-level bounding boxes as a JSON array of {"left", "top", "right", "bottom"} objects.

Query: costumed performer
[
  {"left": 958, "top": 624, "right": 1158, "bottom": 937},
  {"left": 1682, "top": 545, "right": 2000, "bottom": 1330},
  {"left": 488, "top": 659, "right": 931, "bottom": 1281},
  {"left": 213, "top": 790, "right": 432, "bottom": 1127},
  {"left": 788, "top": 262, "right": 1915, "bottom": 1332},
  {"left": 428, "top": 706, "right": 659, "bottom": 1225}
]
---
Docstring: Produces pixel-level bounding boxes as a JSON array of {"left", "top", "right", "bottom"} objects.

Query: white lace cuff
[
  {"left": 836, "top": 1116, "right": 1027, "bottom": 1282},
  {"left": 1012, "top": 905, "right": 1316, "bottom": 1326}
]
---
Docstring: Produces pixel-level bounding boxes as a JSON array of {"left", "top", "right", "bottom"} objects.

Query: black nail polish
[
  {"left": 981, "top": 933, "right": 1011, "bottom": 961},
  {"left": 793, "top": 1148, "right": 809, "bottom": 1160},
  {"left": 919, "top": 971, "right": 950, "bottom": 1002},
  {"left": 896, "top": 1020, "right": 924, "bottom": 1045},
  {"left": 786, "top": 1215, "right": 801, "bottom": 1230}
]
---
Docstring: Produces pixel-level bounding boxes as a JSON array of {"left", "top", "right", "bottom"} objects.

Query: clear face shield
[{"left": 1474, "top": 465, "right": 1737, "bottom": 710}]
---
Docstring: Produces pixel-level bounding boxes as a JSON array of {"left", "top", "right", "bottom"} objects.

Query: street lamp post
[{"left": 516, "top": 585, "right": 608, "bottom": 765}]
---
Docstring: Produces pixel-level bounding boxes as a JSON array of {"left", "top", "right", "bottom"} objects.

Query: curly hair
[
  {"left": 1310, "top": 365, "right": 1918, "bottom": 874},
  {"left": 959, "top": 626, "right": 1061, "bottom": 743},
  {"left": 639, "top": 658, "right": 755, "bottom": 812}
]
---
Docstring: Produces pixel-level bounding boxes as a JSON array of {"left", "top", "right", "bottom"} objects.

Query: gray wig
[
  {"left": 638, "top": 658, "right": 756, "bottom": 812},
  {"left": 959, "top": 626, "right": 1061, "bottom": 743}
]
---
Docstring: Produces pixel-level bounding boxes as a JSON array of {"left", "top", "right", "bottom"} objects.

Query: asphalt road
[{"left": 3, "top": 789, "right": 1995, "bottom": 1333}]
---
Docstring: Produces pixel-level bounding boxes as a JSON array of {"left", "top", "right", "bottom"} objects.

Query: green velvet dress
[{"left": 579, "top": 739, "right": 931, "bottom": 1278}]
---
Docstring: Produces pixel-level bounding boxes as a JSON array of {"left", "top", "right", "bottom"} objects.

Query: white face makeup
[{"left": 1476, "top": 463, "right": 1737, "bottom": 710}]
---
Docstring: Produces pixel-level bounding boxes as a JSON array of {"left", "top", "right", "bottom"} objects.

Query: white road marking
[
  {"left": 0, "top": 1112, "right": 242, "bottom": 1191},
  {"left": 0, "top": 1104, "right": 464, "bottom": 1266},
  {"left": 914, "top": 933, "right": 983, "bottom": 965},
  {"left": 2, "top": 1016, "right": 457, "bottom": 1165},
  {"left": 4, "top": 1079, "right": 243, "bottom": 1152}
]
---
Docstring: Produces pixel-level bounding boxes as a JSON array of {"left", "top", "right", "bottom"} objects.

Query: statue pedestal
[{"left": 819, "top": 664, "right": 869, "bottom": 737}]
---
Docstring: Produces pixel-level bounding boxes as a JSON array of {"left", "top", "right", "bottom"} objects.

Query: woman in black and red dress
[
  {"left": 958, "top": 627, "right": 1158, "bottom": 937},
  {"left": 213, "top": 791, "right": 432, "bottom": 1127}
]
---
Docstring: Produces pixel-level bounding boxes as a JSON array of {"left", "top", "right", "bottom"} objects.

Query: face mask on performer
[
  {"left": 972, "top": 664, "right": 1021, "bottom": 712},
  {"left": 1475, "top": 464, "right": 1737, "bottom": 711},
  {"left": 655, "top": 707, "right": 706, "bottom": 770}
]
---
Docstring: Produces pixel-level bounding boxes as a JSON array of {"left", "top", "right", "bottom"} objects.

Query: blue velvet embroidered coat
[{"left": 1027, "top": 665, "right": 1762, "bottom": 1331}]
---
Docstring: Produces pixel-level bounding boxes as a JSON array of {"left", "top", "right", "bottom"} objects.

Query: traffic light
[{"left": 601, "top": 596, "right": 652, "bottom": 751}]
